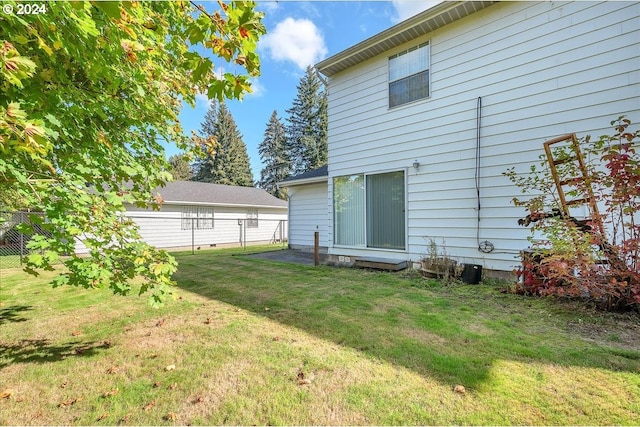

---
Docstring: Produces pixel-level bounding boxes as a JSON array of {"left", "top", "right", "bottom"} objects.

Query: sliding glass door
[{"left": 333, "top": 170, "right": 405, "bottom": 250}]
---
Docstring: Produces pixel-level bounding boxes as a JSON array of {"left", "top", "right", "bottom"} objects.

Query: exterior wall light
[{"left": 412, "top": 160, "right": 420, "bottom": 171}]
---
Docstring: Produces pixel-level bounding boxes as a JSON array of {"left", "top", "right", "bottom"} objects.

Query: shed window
[
  {"left": 246, "top": 209, "right": 258, "bottom": 228},
  {"left": 182, "top": 207, "right": 214, "bottom": 230},
  {"left": 389, "top": 42, "right": 430, "bottom": 108}
]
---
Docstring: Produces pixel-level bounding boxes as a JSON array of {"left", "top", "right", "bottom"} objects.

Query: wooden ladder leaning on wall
[{"left": 542, "top": 133, "right": 624, "bottom": 270}]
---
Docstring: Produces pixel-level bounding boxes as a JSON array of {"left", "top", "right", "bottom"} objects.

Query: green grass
[{"left": 1, "top": 246, "right": 639, "bottom": 425}]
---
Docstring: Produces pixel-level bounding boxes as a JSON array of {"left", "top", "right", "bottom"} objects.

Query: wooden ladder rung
[
  {"left": 559, "top": 177, "right": 584, "bottom": 186},
  {"left": 552, "top": 156, "right": 578, "bottom": 166},
  {"left": 566, "top": 197, "right": 590, "bottom": 206}
]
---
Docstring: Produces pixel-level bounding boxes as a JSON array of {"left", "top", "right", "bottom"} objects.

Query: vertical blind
[
  {"left": 366, "top": 171, "right": 405, "bottom": 249},
  {"left": 333, "top": 175, "right": 365, "bottom": 246}
]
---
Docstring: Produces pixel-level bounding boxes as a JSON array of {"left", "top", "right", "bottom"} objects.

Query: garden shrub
[{"left": 505, "top": 117, "right": 639, "bottom": 311}]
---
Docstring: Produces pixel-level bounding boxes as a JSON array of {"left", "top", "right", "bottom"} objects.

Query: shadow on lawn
[
  {"left": 174, "top": 253, "right": 640, "bottom": 388},
  {"left": 0, "top": 305, "right": 33, "bottom": 325},
  {"left": 0, "top": 339, "right": 111, "bottom": 369}
]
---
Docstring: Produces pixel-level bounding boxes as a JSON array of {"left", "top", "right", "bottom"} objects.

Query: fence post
[
  {"left": 314, "top": 231, "right": 319, "bottom": 266},
  {"left": 243, "top": 219, "right": 247, "bottom": 250},
  {"left": 19, "top": 211, "right": 24, "bottom": 266},
  {"left": 191, "top": 217, "right": 195, "bottom": 255},
  {"left": 280, "top": 220, "right": 284, "bottom": 247}
]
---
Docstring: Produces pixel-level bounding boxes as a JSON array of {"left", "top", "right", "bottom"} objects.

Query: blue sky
[{"left": 175, "top": 1, "right": 439, "bottom": 180}]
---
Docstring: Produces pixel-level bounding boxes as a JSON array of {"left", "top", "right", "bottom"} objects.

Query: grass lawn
[{"left": 1, "top": 246, "right": 639, "bottom": 425}]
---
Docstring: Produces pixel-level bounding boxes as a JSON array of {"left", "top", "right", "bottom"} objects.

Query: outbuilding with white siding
[
  {"left": 294, "top": 0, "right": 639, "bottom": 273},
  {"left": 279, "top": 166, "right": 328, "bottom": 253},
  {"left": 75, "top": 181, "right": 288, "bottom": 253}
]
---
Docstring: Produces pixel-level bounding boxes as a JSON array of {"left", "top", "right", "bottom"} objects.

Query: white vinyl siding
[
  {"left": 325, "top": 1, "right": 640, "bottom": 271},
  {"left": 74, "top": 204, "right": 287, "bottom": 254},
  {"left": 287, "top": 182, "right": 329, "bottom": 249}
]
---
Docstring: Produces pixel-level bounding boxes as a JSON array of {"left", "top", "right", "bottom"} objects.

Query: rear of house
[{"left": 311, "top": 1, "right": 639, "bottom": 273}]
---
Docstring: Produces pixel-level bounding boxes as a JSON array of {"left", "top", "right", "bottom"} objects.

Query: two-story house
[{"left": 280, "top": 1, "right": 640, "bottom": 274}]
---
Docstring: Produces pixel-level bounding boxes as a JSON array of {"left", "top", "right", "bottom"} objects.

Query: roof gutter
[
  {"left": 278, "top": 175, "right": 328, "bottom": 188},
  {"left": 316, "top": 1, "right": 494, "bottom": 77}
]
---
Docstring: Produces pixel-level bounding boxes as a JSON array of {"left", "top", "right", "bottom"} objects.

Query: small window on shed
[
  {"left": 181, "top": 207, "right": 196, "bottom": 230},
  {"left": 197, "top": 207, "right": 214, "bottom": 230},
  {"left": 246, "top": 209, "right": 258, "bottom": 228},
  {"left": 389, "top": 42, "right": 430, "bottom": 108}
]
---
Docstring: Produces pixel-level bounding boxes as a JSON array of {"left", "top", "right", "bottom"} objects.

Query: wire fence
[
  {"left": 1, "top": 211, "right": 288, "bottom": 269},
  {"left": 0, "top": 211, "right": 51, "bottom": 269}
]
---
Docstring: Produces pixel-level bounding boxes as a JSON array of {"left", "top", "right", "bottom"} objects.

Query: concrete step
[{"left": 354, "top": 256, "right": 407, "bottom": 271}]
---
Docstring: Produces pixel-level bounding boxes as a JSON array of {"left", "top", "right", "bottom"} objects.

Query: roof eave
[
  {"left": 316, "top": 1, "right": 494, "bottom": 77},
  {"left": 278, "top": 176, "right": 328, "bottom": 188},
  {"left": 159, "top": 200, "right": 288, "bottom": 209}
]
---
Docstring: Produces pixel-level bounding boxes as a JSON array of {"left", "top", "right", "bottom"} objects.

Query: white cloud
[
  {"left": 260, "top": 17, "right": 328, "bottom": 70},
  {"left": 392, "top": 1, "right": 443, "bottom": 23},
  {"left": 195, "top": 93, "right": 212, "bottom": 110},
  {"left": 258, "top": 1, "right": 279, "bottom": 14},
  {"left": 247, "top": 78, "right": 266, "bottom": 98}
]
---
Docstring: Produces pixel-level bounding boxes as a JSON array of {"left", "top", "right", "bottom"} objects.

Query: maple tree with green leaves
[{"left": 0, "top": 0, "right": 265, "bottom": 305}]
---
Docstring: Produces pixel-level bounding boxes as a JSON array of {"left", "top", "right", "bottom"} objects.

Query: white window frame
[
  {"left": 246, "top": 208, "right": 259, "bottom": 228},
  {"left": 388, "top": 41, "right": 430, "bottom": 108},
  {"left": 181, "top": 206, "right": 214, "bottom": 230},
  {"left": 333, "top": 169, "right": 407, "bottom": 251}
]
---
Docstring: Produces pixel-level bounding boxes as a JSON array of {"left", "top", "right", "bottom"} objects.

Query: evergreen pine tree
[
  {"left": 193, "top": 101, "right": 217, "bottom": 182},
  {"left": 194, "top": 102, "right": 254, "bottom": 186},
  {"left": 168, "top": 153, "right": 194, "bottom": 181},
  {"left": 285, "top": 66, "right": 328, "bottom": 175},
  {"left": 258, "top": 111, "right": 289, "bottom": 199}
]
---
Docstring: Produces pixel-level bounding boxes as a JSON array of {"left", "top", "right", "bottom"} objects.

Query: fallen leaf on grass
[
  {"left": 453, "top": 384, "right": 466, "bottom": 395},
  {"left": 205, "top": 317, "right": 212, "bottom": 324},
  {"left": 296, "top": 370, "right": 315, "bottom": 385},
  {"left": 119, "top": 413, "right": 132, "bottom": 423},
  {"left": 1, "top": 389, "right": 14, "bottom": 399},
  {"left": 168, "top": 383, "right": 177, "bottom": 390},
  {"left": 97, "top": 412, "right": 109, "bottom": 421},
  {"left": 153, "top": 382, "right": 162, "bottom": 388},
  {"left": 60, "top": 381, "right": 68, "bottom": 388},
  {"left": 106, "top": 366, "right": 118, "bottom": 374},
  {"left": 102, "top": 388, "right": 118, "bottom": 398},
  {"left": 165, "top": 364, "right": 176, "bottom": 371},
  {"left": 58, "top": 397, "right": 81, "bottom": 407},
  {"left": 71, "top": 330, "right": 82, "bottom": 336},
  {"left": 164, "top": 412, "right": 177, "bottom": 421},
  {"left": 192, "top": 396, "right": 204, "bottom": 404},
  {"left": 143, "top": 401, "right": 155, "bottom": 412},
  {"left": 156, "top": 319, "right": 165, "bottom": 327}
]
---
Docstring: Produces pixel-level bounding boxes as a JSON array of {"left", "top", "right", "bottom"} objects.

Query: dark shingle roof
[
  {"left": 279, "top": 165, "right": 328, "bottom": 185},
  {"left": 155, "top": 181, "right": 287, "bottom": 208}
]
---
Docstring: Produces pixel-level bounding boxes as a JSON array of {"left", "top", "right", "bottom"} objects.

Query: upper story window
[{"left": 388, "top": 42, "right": 430, "bottom": 108}]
